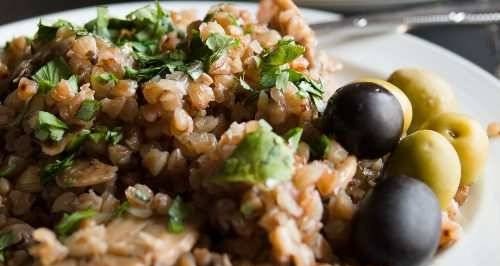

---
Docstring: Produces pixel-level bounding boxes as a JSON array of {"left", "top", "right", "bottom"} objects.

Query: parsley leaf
[
  {"left": 65, "top": 130, "right": 91, "bottom": 152},
  {"left": 40, "top": 154, "right": 74, "bottom": 184},
  {"left": 96, "top": 72, "right": 118, "bottom": 85},
  {"left": 125, "top": 50, "right": 186, "bottom": 81},
  {"left": 32, "top": 57, "right": 71, "bottom": 94},
  {"left": 67, "top": 75, "right": 79, "bottom": 93},
  {"left": 262, "top": 38, "right": 305, "bottom": 67},
  {"left": 184, "top": 60, "right": 204, "bottom": 80},
  {"left": 89, "top": 127, "right": 123, "bottom": 145},
  {"left": 257, "top": 37, "right": 325, "bottom": 111},
  {"left": 259, "top": 39, "right": 304, "bottom": 89},
  {"left": 56, "top": 209, "right": 97, "bottom": 237},
  {"left": 76, "top": 100, "right": 101, "bottom": 121},
  {"left": 126, "top": 2, "right": 175, "bottom": 42},
  {"left": 205, "top": 33, "right": 239, "bottom": 65},
  {"left": 35, "top": 20, "right": 87, "bottom": 43},
  {"left": 167, "top": 196, "right": 189, "bottom": 233},
  {"left": 112, "top": 202, "right": 130, "bottom": 218},
  {"left": 275, "top": 70, "right": 289, "bottom": 91},
  {"left": 213, "top": 120, "right": 295, "bottom": 187},
  {"left": 310, "top": 135, "right": 331, "bottom": 159},
  {"left": 283, "top": 127, "right": 303, "bottom": 151},
  {"left": 34, "top": 111, "right": 69, "bottom": 142},
  {"left": 0, "top": 231, "right": 14, "bottom": 263},
  {"left": 88, "top": 7, "right": 110, "bottom": 39}
]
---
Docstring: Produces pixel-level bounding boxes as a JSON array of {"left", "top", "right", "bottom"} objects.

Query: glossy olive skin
[
  {"left": 422, "top": 112, "right": 489, "bottom": 185},
  {"left": 353, "top": 175, "right": 442, "bottom": 266},
  {"left": 323, "top": 82, "right": 404, "bottom": 159},
  {"left": 388, "top": 68, "right": 457, "bottom": 133},
  {"left": 385, "top": 130, "right": 461, "bottom": 208},
  {"left": 356, "top": 78, "right": 413, "bottom": 135}
]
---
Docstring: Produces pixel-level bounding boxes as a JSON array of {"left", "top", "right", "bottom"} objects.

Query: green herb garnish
[
  {"left": 96, "top": 72, "right": 118, "bottom": 85},
  {"left": 310, "top": 135, "right": 331, "bottom": 159},
  {"left": 185, "top": 60, "right": 204, "bottom": 80},
  {"left": 67, "top": 75, "right": 79, "bottom": 93},
  {"left": 205, "top": 33, "right": 239, "bottom": 64},
  {"left": 89, "top": 127, "right": 123, "bottom": 145},
  {"left": 167, "top": 196, "right": 189, "bottom": 233},
  {"left": 40, "top": 154, "right": 74, "bottom": 184},
  {"left": 85, "top": 6, "right": 111, "bottom": 39},
  {"left": 257, "top": 38, "right": 325, "bottom": 111},
  {"left": 0, "top": 231, "right": 14, "bottom": 262},
  {"left": 34, "top": 111, "right": 69, "bottom": 142},
  {"left": 76, "top": 100, "right": 101, "bottom": 121},
  {"left": 213, "top": 120, "right": 295, "bottom": 187},
  {"left": 262, "top": 38, "right": 305, "bottom": 67},
  {"left": 112, "top": 201, "right": 130, "bottom": 218},
  {"left": 283, "top": 127, "right": 303, "bottom": 151},
  {"left": 56, "top": 209, "right": 97, "bottom": 237},
  {"left": 65, "top": 129, "right": 91, "bottom": 152},
  {"left": 34, "top": 20, "right": 87, "bottom": 43},
  {"left": 32, "top": 57, "right": 71, "bottom": 94}
]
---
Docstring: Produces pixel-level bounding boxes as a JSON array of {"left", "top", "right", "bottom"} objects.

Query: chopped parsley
[
  {"left": 85, "top": 6, "right": 111, "bottom": 39},
  {"left": 262, "top": 38, "right": 305, "bottom": 67},
  {"left": 76, "top": 100, "right": 101, "bottom": 121},
  {"left": 258, "top": 39, "right": 325, "bottom": 111},
  {"left": 275, "top": 70, "right": 289, "bottom": 91},
  {"left": 205, "top": 33, "right": 239, "bottom": 64},
  {"left": 167, "top": 196, "right": 189, "bottom": 233},
  {"left": 67, "top": 75, "right": 79, "bottom": 93},
  {"left": 125, "top": 50, "right": 186, "bottom": 81},
  {"left": 40, "top": 154, "right": 74, "bottom": 184},
  {"left": 0, "top": 231, "right": 14, "bottom": 262},
  {"left": 89, "top": 127, "right": 123, "bottom": 145},
  {"left": 185, "top": 60, "right": 204, "bottom": 80},
  {"left": 56, "top": 209, "right": 97, "bottom": 237},
  {"left": 112, "top": 201, "right": 130, "bottom": 218},
  {"left": 34, "top": 20, "right": 87, "bottom": 43},
  {"left": 310, "top": 135, "right": 332, "bottom": 159},
  {"left": 32, "top": 57, "right": 72, "bottom": 94},
  {"left": 65, "top": 129, "right": 91, "bottom": 152},
  {"left": 96, "top": 72, "right": 118, "bottom": 85},
  {"left": 283, "top": 127, "right": 303, "bottom": 151},
  {"left": 34, "top": 111, "right": 69, "bottom": 142},
  {"left": 213, "top": 120, "right": 295, "bottom": 187}
]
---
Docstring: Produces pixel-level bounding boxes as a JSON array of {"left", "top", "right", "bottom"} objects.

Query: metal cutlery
[{"left": 310, "top": 7, "right": 500, "bottom": 42}]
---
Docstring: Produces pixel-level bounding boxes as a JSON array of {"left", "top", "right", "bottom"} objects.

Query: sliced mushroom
[
  {"left": 56, "top": 159, "right": 117, "bottom": 188},
  {"left": 106, "top": 217, "right": 198, "bottom": 266}
]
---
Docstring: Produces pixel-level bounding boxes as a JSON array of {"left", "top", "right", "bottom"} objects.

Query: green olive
[
  {"left": 388, "top": 68, "right": 457, "bottom": 133},
  {"left": 355, "top": 78, "right": 413, "bottom": 135},
  {"left": 386, "top": 130, "right": 461, "bottom": 208},
  {"left": 422, "top": 113, "right": 489, "bottom": 185}
]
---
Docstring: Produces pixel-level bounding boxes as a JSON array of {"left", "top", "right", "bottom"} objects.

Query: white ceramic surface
[{"left": 0, "top": 2, "right": 498, "bottom": 265}]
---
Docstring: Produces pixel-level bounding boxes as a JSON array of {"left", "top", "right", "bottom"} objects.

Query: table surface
[{"left": 0, "top": 0, "right": 497, "bottom": 76}]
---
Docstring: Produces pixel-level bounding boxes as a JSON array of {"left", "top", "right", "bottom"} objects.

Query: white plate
[{"left": 0, "top": 2, "right": 498, "bottom": 265}]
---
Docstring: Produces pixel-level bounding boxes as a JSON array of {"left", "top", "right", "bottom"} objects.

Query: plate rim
[{"left": 0, "top": 2, "right": 498, "bottom": 265}]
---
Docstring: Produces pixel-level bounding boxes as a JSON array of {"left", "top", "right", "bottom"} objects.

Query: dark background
[{"left": 0, "top": 0, "right": 498, "bottom": 76}]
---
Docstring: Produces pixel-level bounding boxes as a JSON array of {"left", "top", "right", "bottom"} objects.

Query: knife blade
[{"left": 311, "top": 9, "right": 500, "bottom": 43}]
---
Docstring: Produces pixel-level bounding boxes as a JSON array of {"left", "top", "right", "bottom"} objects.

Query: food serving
[{"left": 0, "top": 0, "right": 490, "bottom": 265}]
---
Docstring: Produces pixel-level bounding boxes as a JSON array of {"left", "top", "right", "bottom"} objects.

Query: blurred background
[{"left": 0, "top": 0, "right": 499, "bottom": 76}]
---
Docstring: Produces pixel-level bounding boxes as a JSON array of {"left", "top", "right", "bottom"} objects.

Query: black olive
[
  {"left": 323, "top": 82, "right": 404, "bottom": 159},
  {"left": 352, "top": 175, "right": 442, "bottom": 266}
]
